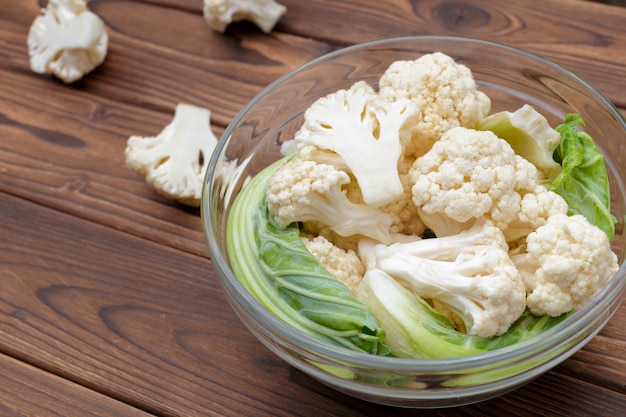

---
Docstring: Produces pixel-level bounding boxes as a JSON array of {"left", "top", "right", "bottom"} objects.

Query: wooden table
[{"left": 2, "top": 1, "right": 626, "bottom": 416}]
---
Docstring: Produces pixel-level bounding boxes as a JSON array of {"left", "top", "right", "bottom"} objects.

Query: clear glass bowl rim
[{"left": 203, "top": 35, "right": 626, "bottom": 374}]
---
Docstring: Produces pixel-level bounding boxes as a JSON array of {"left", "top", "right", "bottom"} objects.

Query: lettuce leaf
[{"left": 552, "top": 114, "right": 617, "bottom": 240}]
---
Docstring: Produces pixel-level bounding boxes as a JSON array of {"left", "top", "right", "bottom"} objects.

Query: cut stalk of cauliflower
[
  {"left": 203, "top": 0, "right": 287, "bottom": 33},
  {"left": 125, "top": 104, "right": 219, "bottom": 207},
  {"left": 27, "top": 0, "right": 108, "bottom": 84}
]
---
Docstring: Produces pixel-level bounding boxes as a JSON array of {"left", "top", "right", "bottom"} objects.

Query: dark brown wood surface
[{"left": 1, "top": 1, "right": 625, "bottom": 416}]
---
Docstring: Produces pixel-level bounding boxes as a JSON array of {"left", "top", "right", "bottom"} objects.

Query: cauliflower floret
[
  {"left": 125, "top": 103, "right": 219, "bottom": 207},
  {"left": 368, "top": 220, "right": 526, "bottom": 337},
  {"left": 511, "top": 213, "right": 619, "bottom": 317},
  {"left": 27, "top": 0, "right": 108, "bottom": 83},
  {"left": 266, "top": 157, "right": 395, "bottom": 244},
  {"left": 379, "top": 52, "right": 491, "bottom": 158},
  {"left": 203, "top": 0, "right": 286, "bottom": 33},
  {"left": 503, "top": 185, "right": 569, "bottom": 242},
  {"left": 301, "top": 235, "right": 365, "bottom": 295},
  {"left": 409, "top": 127, "right": 542, "bottom": 237},
  {"left": 293, "top": 81, "right": 419, "bottom": 207}
]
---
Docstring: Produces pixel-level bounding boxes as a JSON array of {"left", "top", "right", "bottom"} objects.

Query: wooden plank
[
  {"left": 275, "top": 0, "right": 626, "bottom": 108},
  {"left": 0, "top": 353, "right": 155, "bottom": 417},
  {"left": 1, "top": 192, "right": 626, "bottom": 416}
]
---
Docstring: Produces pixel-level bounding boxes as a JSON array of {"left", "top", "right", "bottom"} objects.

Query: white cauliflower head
[
  {"left": 379, "top": 52, "right": 491, "bottom": 158},
  {"left": 27, "top": 0, "right": 108, "bottom": 84},
  {"left": 512, "top": 213, "right": 619, "bottom": 317},
  {"left": 203, "top": 0, "right": 287, "bottom": 33},
  {"left": 125, "top": 103, "right": 219, "bottom": 207},
  {"left": 409, "top": 127, "right": 541, "bottom": 236}
]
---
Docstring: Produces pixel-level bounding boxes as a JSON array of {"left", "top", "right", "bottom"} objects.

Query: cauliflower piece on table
[
  {"left": 379, "top": 52, "right": 491, "bottom": 158},
  {"left": 301, "top": 235, "right": 365, "bottom": 296},
  {"left": 511, "top": 213, "right": 619, "bottom": 317},
  {"left": 125, "top": 103, "right": 219, "bottom": 207},
  {"left": 203, "top": 0, "right": 287, "bottom": 33},
  {"left": 27, "top": 0, "right": 108, "bottom": 84}
]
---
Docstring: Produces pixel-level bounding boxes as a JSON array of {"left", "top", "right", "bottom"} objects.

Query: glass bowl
[{"left": 202, "top": 36, "right": 626, "bottom": 408}]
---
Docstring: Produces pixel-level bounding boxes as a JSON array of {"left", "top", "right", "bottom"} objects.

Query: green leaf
[
  {"left": 552, "top": 114, "right": 617, "bottom": 240},
  {"left": 227, "top": 156, "right": 388, "bottom": 355}
]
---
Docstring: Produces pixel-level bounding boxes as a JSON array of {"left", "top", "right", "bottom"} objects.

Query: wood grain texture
[
  {"left": 1, "top": 353, "right": 156, "bottom": 417},
  {"left": 1, "top": 0, "right": 626, "bottom": 415}
]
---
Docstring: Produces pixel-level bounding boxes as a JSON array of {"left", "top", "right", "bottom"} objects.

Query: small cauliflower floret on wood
[
  {"left": 27, "top": 0, "right": 108, "bottom": 84},
  {"left": 203, "top": 0, "right": 287, "bottom": 33},
  {"left": 409, "top": 127, "right": 543, "bottom": 237},
  {"left": 266, "top": 157, "right": 395, "bottom": 244},
  {"left": 369, "top": 220, "right": 527, "bottom": 337},
  {"left": 293, "top": 81, "right": 419, "bottom": 207},
  {"left": 379, "top": 52, "right": 491, "bottom": 158},
  {"left": 301, "top": 235, "right": 365, "bottom": 296},
  {"left": 511, "top": 213, "right": 619, "bottom": 317},
  {"left": 125, "top": 103, "right": 219, "bottom": 207}
]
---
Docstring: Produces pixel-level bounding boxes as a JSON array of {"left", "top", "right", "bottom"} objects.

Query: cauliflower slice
[
  {"left": 203, "top": 0, "right": 287, "bottom": 33},
  {"left": 27, "top": 0, "right": 108, "bottom": 84},
  {"left": 379, "top": 52, "right": 491, "bottom": 158},
  {"left": 301, "top": 235, "right": 365, "bottom": 296},
  {"left": 125, "top": 103, "right": 219, "bottom": 207},
  {"left": 511, "top": 213, "right": 619, "bottom": 317},
  {"left": 293, "top": 81, "right": 419, "bottom": 207},
  {"left": 409, "top": 127, "right": 543, "bottom": 237},
  {"left": 266, "top": 157, "right": 395, "bottom": 244}
]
